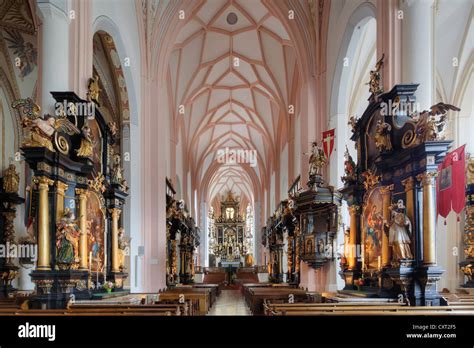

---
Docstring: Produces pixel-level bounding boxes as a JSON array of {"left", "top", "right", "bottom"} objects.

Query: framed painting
[{"left": 362, "top": 187, "right": 383, "bottom": 269}]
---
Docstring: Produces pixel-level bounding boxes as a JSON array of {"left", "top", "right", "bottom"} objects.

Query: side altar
[
  {"left": 338, "top": 57, "right": 461, "bottom": 305},
  {"left": 13, "top": 85, "right": 129, "bottom": 308}
]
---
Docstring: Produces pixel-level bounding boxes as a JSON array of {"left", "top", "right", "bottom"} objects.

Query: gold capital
[
  {"left": 401, "top": 177, "right": 415, "bottom": 192},
  {"left": 380, "top": 184, "right": 394, "bottom": 195},
  {"left": 349, "top": 205, "right": 360, "bottom": 215},
  {"left": 416, "top": 172, "right": 437, "bottom": 186},
  {"left": 56, "top": 181, "right": 69, "bottom": 192}
]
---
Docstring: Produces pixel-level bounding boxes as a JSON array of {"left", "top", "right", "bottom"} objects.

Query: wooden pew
[
  {"left": 246, "top": 287, "right": 308, "bottom": 315},
  {"left": 159, "top": 288, "right": 211, "bottom": 315},
  {"left": 264, "top": 300, "right": 474, "bottom": 316}
]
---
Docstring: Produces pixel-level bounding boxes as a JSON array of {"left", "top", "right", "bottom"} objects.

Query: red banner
[
  {"left": 322, "top": 128, "right": 335, "bottom": 159},
  {"left": 437, "top": 144, "right": 466, "bottom": 218}
]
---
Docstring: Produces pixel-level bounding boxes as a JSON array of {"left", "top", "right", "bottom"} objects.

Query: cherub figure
[{"left": 374, "top": 119, "right": 392, "bottom": 152}]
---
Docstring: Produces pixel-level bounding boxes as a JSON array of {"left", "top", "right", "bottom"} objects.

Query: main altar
[
  {"left": 208, "top": 191, "right": 253, "bottom": 268},
  {"left": 11, "top": 80, "right": 129, "bottom": 308}
]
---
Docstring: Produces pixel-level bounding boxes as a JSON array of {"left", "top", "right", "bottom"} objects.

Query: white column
[
  {"left": 401, "top": 0, "right": 435, "bottom": 109},
  {"left": 37, "top": 0, "right": 70, "bottom": 114}
]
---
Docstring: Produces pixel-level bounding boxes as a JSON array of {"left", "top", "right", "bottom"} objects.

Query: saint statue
[
  {"left": 2, "top": 164, "right": 20, "bottom": 193},
  {"left": 307, "top": 141, "right": 327, "bottom": 176},
  {"left": 110, "top": 153, "right": 128, "bottom": 192},
  {"left": 56, "top": 209, "right": 81, "bottom": 268},
  {"left": 374, "top": 119, "right": 393, "bottom": 152},
  {"left": 366, "top": 54, "right": 384, "bottom": 96},
  {"left": 118, "top": 227, "right": 130, "bottom": 272},
  {"left": 387, "top": 200, "right": 413, "bottom": 261},
  {"left": 76, "top": 125, "right": 94, "bottom": 158},
  {"left": 341, "top": 146, "right": 356, "bottom": 184}
]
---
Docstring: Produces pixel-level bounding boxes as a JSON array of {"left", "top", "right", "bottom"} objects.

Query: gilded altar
[
  {"left": 15, "top": 90, "right": 129, "bottom": 308},
  {"left": 166, "top": 178, "right": 200, "bottom": 285},
  {"left": 208, "top": 191, "right": 252, "bottom": 267},
  {"left": 338, "top": 78, "right": 460, "bottom": 305}
]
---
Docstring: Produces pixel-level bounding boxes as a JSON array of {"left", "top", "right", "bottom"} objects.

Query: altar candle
[
  {"left": 96, "top": 259, "right": 99, "bottom": 285},
  {"left": 377, "top": 256, "right": 381, "bottom": 270},
  {"left": 89, "top": 252, "right": 92, "bottom": 273}
]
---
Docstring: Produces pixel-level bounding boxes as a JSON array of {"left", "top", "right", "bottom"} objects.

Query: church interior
[{"left": 0, "top": 0, "right": 474, "bottom": 341}]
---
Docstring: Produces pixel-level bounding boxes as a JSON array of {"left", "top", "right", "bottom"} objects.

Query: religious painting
[
  {"left": 362, "top": 187, "right": 383, "bottom": 269},
  {"left": 88, "top": 119, "right": 103, "bottom": 175},
  {"left": 86, "top": 192, "right": 105, "bottom": 272}
]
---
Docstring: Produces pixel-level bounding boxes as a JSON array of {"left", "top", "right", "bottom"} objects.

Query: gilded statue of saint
[
  {"left": 76, "top": 125, "right": 94, "bottom": 158},
  {"left": 3, "top": 164, "right": 20, "bottom": 193},
  {"left": 307, "top": 141, "right": 327, "bottom": 176},
  {"left": 374, "top": 119, "right": 392, "bottom": 152},
  {"left": 56, "top": 209, "right": 81, "bottom": 268},
  {"left": 388, "top": 200, "right": 413, "bottom": 261},
  {"left": 367, "top": 54, "right": 384, "bottom": 96}
]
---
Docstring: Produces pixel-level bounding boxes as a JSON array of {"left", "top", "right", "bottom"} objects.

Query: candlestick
[
  {"left": 377, "top": 256, "right": 381, "bottom": 270},
  {"left": 96, "top": 259, "right": 99, "bottom": 286},
  {"left": 89, "top": 252, "right": 92, "bottom": 273}
]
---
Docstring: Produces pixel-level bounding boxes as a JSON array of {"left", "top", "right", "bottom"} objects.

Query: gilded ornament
[
  {"left": 362, "top": 170, "right": 381, "bottom": 190},
  {"left": 374, "top": 119, "right": 393, "bottom": 152},
  {"left": 87, "top": 75, "right": 101, "bottom": 105}
]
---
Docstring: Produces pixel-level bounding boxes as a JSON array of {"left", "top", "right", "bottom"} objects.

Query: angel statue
[
  {"left": 366, "top": 54, "right": 384, "bottom": 96},
  {"left": 341, "top": 145, "right": 356, "bottom": 184},
  {"left": 410, "top": 102, "right": 460, "bottom": 143},
  {"left": 306, "top": 141, "right": 327, "bottom": 177},
  {"left": 118, "top": 228, "right": 130, "bottom": 272},
  {"left": 76, "top": 125, "right": 94, "bottom": 158},
  {"left": 374, "top": 119, "right": 393, "bottom": 152},
  {"left": 55, "top": 209, "right": 81, "bottom": 269},
  {"left": 387, "top": 200, "right": 413, "bottom": 262},
  {"left": 4, "top": 29, "right": 37, "bottom": 79},
  {"left": 2, "top": 163, "right": 20, "bottom": 193},
  {"left": 12, "top": 98, "right": 79, "bottom": 152}
]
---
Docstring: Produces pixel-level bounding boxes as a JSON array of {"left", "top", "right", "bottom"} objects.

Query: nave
[{"left": 0, "top": 0, "right": 472, "bottom": 326}]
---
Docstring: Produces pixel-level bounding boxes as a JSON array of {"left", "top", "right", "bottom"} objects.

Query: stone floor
[{"left": 207, "top": 290, "right": 251, "bottom": 315}]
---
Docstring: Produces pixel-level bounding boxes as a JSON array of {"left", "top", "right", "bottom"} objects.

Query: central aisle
[{"left": 207, "top": 290, "right": 251, "bottom": 316}]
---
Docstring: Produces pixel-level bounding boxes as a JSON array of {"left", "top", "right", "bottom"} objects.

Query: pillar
[
  {"left": 76, "top": 189, "right": 89, "bottom": 271},
  {"left": 35, "top": 176, "right": 54, "bottom": 271},
  {"left": 417, "top": 172, "right": 437, "bottom": 265},
  {"left": 348, "top": 205, "right": 360, "bottom": 270},
  {"left": 376, "top": 0, "right": 402, "bottom": 91},
  {"left": 380, "top": 185, "right": 394, "bottom": 267},
  {"left": 37, "top": 0, "right": 70, "bottom": 114},
  {"left": 401, "top": 0, "right": 435, "bottom": 109},
  {"left": 401, "top": 177, "right": 415, "bottom": 229},
  {"left": 109, "top": 208, "right": 122, "bottom": 272}
]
